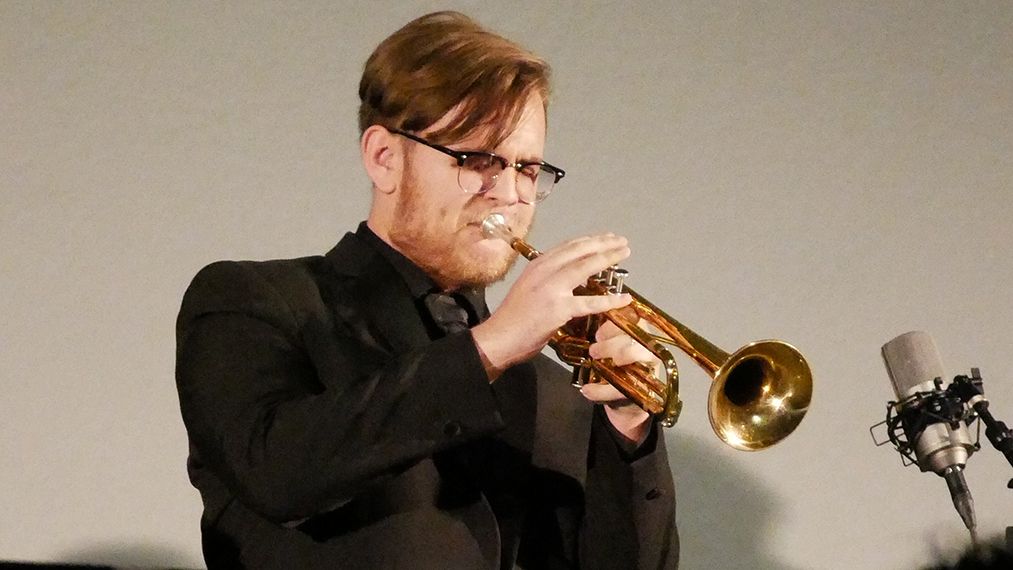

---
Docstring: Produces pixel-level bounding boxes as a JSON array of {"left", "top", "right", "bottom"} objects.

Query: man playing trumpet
[{"left": 175, "top": 11, "right": 678, "bottom": 569}]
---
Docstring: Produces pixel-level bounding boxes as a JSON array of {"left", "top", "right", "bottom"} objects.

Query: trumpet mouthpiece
[{"left": 481, "top": 214, "right": 514, "bottom": 243}]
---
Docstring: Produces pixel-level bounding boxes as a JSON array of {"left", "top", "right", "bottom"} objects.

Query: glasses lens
[
  {"left": 458, "top": 154, "right": 502, "bottom": 194},
  {"left": 457, "top": 154, "right": 559, "bottom": 203},
  {"left": 533, "top": 166, "right": 558, "bottom": 202}
]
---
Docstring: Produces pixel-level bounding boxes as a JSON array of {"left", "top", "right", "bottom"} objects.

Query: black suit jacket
[{"left": 175, "top": 229, "right": 678, "bottom": 569}]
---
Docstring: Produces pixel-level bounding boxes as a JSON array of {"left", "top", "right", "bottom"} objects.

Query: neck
[{"left": 364, "top": 213, "right": 463, "bottom": 293}]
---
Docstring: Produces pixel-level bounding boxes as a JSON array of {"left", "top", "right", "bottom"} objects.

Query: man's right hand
[{"left": 470, "top": 233, "right": 633, "bottom": 380}]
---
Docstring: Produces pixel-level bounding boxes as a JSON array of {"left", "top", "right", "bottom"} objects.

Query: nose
[{"left": 482, "top": 167, "right": 528, "bottom": 205}]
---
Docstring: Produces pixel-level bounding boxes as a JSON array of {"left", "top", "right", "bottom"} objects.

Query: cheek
[{"left": 515, "top": 208, "right": 535, "bottom": 234}]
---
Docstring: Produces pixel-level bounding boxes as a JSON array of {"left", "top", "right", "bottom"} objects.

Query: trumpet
[{"left": 482, "top": 214, "right": 812, "bottom": 451}]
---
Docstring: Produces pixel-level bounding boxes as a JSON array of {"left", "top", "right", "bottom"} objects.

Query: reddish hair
[{"left": 358, "top": 11, "right": 551, "bottom": 148}]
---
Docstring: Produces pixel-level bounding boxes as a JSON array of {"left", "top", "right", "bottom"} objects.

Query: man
[{"left": 176, "top": 11, "right": 678, "bottom": 569}]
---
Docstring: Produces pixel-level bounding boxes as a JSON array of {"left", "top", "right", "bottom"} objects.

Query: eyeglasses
[{"left": 389, "top": 128, "right": 565, "bottom": 204}]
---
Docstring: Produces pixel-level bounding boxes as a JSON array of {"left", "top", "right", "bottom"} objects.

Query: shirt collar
[{"left": 355, "top": 222, "right": 488, "bottom": 322}]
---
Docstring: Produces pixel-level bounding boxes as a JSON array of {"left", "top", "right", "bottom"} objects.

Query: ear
[{"left": 360, "top": 125, "right": 403, "bottom": 194}]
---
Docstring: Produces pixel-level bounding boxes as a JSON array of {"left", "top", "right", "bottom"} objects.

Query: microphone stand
[{"left": 948, "top": 368, "right": 1013, "bottom": 551}]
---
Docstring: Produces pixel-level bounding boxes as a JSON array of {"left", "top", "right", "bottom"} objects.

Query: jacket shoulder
[{"left": 177, "top": 256, "right": 330, "bottom": 341}]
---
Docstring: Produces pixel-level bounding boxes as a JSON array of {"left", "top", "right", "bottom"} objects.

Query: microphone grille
[{"left": 881, "top": 331, "right": 947, "bottom": 399}]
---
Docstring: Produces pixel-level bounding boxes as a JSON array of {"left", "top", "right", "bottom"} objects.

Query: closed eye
[
  {"left": 516, "top": 163, "right": 542, "bottom": 181},
  {"left": 462, "top": 153, "right": 507, "bottom": 173}
]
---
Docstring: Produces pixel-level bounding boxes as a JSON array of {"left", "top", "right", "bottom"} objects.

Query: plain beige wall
[{"left": 3, "top": 1, "right": 1011, "bottom": 568}]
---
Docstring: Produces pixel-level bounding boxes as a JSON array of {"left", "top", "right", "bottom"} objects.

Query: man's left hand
[{"left": 582, "top": 313, "right": 660, "bottom": 447}]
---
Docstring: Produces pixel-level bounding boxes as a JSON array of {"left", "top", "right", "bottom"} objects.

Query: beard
[{"left": 388, "top": 159, "right": 530, "bottom": 290}]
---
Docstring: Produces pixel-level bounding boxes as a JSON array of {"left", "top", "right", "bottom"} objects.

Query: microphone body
[{"left": 881, "top": 331, "right": 977, "bottom": 533}]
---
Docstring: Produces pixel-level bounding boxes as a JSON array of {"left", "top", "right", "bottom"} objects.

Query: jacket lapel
[{"left": 322, "top": 232, "right": 431, "bottom": 354}]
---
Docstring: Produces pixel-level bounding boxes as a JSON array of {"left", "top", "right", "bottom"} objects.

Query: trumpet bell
[{"left": 709, "top": 340, "right": 813, "bottom": 451}]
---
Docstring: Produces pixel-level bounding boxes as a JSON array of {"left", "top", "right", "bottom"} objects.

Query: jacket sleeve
[
  {"left": 175, "top": 260, "right": 503, "bottom": 524},
  {"left": 580, "top": 409, "right": 679, "bottom": 570},
  {"left": 522, "top": 356, "right": 679, "bottom": 569}
]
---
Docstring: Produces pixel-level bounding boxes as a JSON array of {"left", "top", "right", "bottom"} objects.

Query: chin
[
  {"left": 470, "top": 243, "right": 514, "bottom": 274},
  {"left": 446, "top": 243, "right": 518, "bottom": 288}
]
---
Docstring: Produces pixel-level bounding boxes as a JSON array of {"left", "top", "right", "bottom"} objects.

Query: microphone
[{"left": 881, "top": 331, "right": 978, "bottom": 535}]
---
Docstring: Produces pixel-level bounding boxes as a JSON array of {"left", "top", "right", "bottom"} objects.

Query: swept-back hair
[{"left": 358, "top": 11, "right": 551, "bottom": 148}]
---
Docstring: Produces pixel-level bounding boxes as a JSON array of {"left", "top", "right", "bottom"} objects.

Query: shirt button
[
  {"left": 645, "top": 488, "right": 662, "bottom": 500},
  {"left": 443, "top": 421, "right": 463, "bottom": 437}
]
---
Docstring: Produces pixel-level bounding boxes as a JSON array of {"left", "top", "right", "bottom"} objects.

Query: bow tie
[{"left": 423, "top": 292, "right": 471, "bottom": 335}]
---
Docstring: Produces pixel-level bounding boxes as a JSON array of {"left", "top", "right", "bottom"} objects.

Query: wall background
[{"left": 3, "top": 1, "right": 1011, "bottom": 568}]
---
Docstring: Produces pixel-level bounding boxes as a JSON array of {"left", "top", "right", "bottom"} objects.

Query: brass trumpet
[{"left": 482, "top": 214, "right": 812, "bottom": 451}]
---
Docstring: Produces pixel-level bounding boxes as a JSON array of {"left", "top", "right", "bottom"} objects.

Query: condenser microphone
[{"left": 881, "top": 331, "right": 977, "bottom": 534}]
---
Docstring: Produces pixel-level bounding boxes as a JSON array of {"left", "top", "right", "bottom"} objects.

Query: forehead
[
  {"left": 459, "top": 98, "right": 547, "bottom": 157},
  {"left": 423, "top": 94, "right": 547, "bottom": 151}
]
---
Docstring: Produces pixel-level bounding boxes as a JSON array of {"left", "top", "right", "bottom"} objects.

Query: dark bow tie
[{"left": 423, "top": 292, "right": 471, "bottom": 335}]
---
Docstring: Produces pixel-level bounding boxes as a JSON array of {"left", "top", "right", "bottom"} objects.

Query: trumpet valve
[
  {"left": 596, "top": 265, "right": 629, "bottom": 294},
  {"left": 610, "top": 268, "right": 629, "bottom": 294}
]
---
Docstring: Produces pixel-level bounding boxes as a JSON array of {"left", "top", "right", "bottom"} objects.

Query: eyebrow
[
  {"left": 512, "top": 153, "right": 545, "bottom": 165},
  {"left": 477, "top": 148, "right": 545, "bottom": 165}
]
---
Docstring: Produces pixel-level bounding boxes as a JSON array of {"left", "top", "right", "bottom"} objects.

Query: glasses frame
[{"left": 388, "top": 128, "right": 565, "bottom": 204}]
